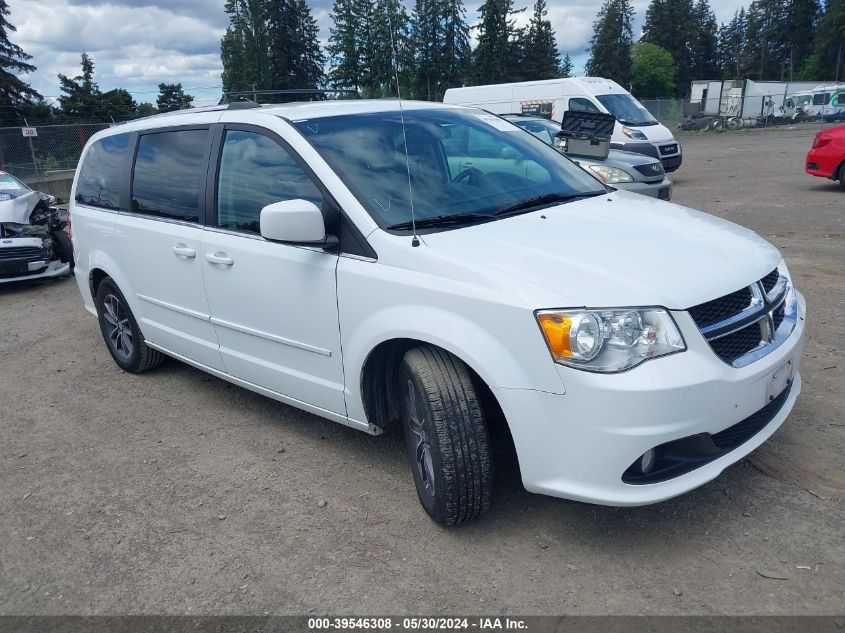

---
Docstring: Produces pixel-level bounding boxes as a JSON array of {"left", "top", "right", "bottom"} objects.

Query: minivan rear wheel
[
  {"left": 95, "top": 277, "right": 164, "bottom": 373},
  {"left": 399, "top": 346, "right": 493, "bottom": 525}
]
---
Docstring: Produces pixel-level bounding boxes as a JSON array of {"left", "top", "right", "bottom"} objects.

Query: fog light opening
[{"left": 640, "top": 448, "right": 656, "bottom": 474}]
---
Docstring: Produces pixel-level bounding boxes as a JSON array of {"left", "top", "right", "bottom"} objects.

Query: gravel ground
[{"left": 0, "top": 123, "right": 843, "bottom": 616}]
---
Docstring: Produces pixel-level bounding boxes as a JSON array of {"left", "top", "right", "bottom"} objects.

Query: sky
[{"left": 9, "top": 0, "right": 746, "bottom": 108}]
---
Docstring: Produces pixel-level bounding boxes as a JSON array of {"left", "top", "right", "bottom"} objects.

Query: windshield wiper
[
  {"left": 386, "top": 212, "right": 492, "bottom": 230},
  {"left": 494, "top": 192, "right": 602, "bottom": 217}
]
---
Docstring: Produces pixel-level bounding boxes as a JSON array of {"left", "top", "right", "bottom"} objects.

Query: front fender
[{"left": 341, "top": 302, "right": 565, "bottom": 424}]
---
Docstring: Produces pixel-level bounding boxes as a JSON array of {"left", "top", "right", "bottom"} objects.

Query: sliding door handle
[{"left": 205, "top": 252, "right": 234, "bottom": 266}]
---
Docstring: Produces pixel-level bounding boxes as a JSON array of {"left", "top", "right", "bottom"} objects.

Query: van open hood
[{"left": 420, "top": 190, "right": 781, "bottom": 309}]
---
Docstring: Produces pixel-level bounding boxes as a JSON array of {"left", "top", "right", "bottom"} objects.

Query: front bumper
[
  {"left": 616, "top": 177, "right": 672, "bottom": 200},
  {"left": 493, "top": 292, "right": 806, "bottom": 506},
  {"left": 0, "top": 258, "right": 70, "bottom": 283},
  {"left": 612, "top": 141, "right": 683, "bottom": 172}
]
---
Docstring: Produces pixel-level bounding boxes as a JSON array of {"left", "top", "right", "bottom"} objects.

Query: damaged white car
[{"left": 0, "top": 171, "right": 74, "bottom": 283}]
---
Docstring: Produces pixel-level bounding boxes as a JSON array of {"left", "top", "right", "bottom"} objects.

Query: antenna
[{"left": 387, "top": 13, "right": 419, "bottom": 247}]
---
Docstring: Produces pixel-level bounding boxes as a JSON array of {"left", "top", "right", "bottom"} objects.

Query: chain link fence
[
  {"left": 639, "top": 99, "right": 686, "bottom": 129},
  {"left": 0, "top": 123, "right": 111, "bottom": 181}
]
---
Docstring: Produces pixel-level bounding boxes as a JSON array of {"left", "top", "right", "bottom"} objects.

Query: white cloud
[{"left": 7, "top": 0, "right": 747, "bottom": 106}]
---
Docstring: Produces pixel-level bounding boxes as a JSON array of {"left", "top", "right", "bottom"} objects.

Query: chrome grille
[{"left": 688, "top": 267, "right": 796, "bottom": 368}]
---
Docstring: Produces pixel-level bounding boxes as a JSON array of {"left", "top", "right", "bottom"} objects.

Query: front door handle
[
  {"left": 205, "top": 252, "right": 234, "bottom": 266},
  {"left": 172, "top": 244, "right": 196, "bottom": 258}
]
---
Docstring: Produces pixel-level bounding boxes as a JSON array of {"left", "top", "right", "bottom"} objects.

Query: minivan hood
[{"left": 421, "top": 190, "right": 781, "bottom": 309}]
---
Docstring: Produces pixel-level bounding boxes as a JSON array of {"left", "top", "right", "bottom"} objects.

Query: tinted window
[
  {"left": 812, "top": 92, "right": 829, "bottom": 105},
  {"left": 75, "top": 134, "right": 130, "bottom": 209},
  {"left": 294, "top": 109, "right": 605, "bottom": 230},
  {"left": 569, "top": 98, "right": 600, "bottom": 113},
  {"left": 837, "top": 93, "right": 845, "bottom": 105},
  {"left": 131, "top": 130, "right": 208, "bottom": 223},
  {"left": 216, "top": 130, "right": 322, "bottom": 234}
]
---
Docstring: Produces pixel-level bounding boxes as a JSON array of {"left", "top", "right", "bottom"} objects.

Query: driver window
[
  {"left": 569, "top": 98, "right": 600, "bottom": 113},
  {"left": 216, "top": 130, "right": 322, "bottom": 234}
]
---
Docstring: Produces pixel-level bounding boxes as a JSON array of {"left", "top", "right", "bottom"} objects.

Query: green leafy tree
[
  {"left": 156, "top": 83, "right": 194, "bottom": 111},
  {"left": 411, "top": 0, "right": 471, "bottom": 100},
  {"left": 0, "top": 0, "right": 41, "bottom": 124},
  {"left": 585, "top": 0, "right": 635, "bottom": 87},
  {"left": 630, "top": 42, "right": 676, "bottom": 97},
  {"left": 473, "top": 0, "right": 524, "bottom": 84},
  {"left": 520, "top": 0, "right": 561, "bottom": 81}
]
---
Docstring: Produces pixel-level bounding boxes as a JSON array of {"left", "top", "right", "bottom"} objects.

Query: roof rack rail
[{"left": 218, "top": 88, "right": 361, "bottom": 105}]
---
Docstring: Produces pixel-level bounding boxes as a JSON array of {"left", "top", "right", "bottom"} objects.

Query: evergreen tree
[
  {"left": 156, "top": 83, "right": 194, "bottom": 111},
  {"left": 785, "top": 0, "right": 822, "bottom": 80},
  {"left": 370, "top": 0, "right": 413, "bottom": 96},
  {"left": 268, "top": 0, "right": 325, "bottom": 90},
  {"left": 801, "top": 0, "right": 844, "bottom": 81},
  {"left": 57, "top": 53, "right": 100, "bottom": 120},
  {"left": 585, "top": 0, "right": 635, "bottom": 87},
  {"left": 220, "top": 0, "right": 271, "bottom": 93},
  {"left": 0, "top": 0, "right": 41, "bottom": 121},
  {"left": 690, "top": 0, "right": 720, "bottom": 79},
  {"left": 559, "top": 52, "right": 574, "bottom": 78},
  {"left": 473, "top": 0, "right": 523, "bottom": 84},
  {"left": 717, "top": 9, "right": 746, "bottom": 79},
  {"left": 137, "top": 102, "right": 157, "bottom": 117},
  {"left": 641, "top": 0, "right": 695, "bottom": 95},
  {"left": 100, "top": 88, "right": 138, "bottom": 121},
  {"left": 327, "top": 0, "right": 370, "bottom": 90},
  {"left": 520, "top": 0, "right": 561, "bottom": 81},
  {"left": 411, "top": 0, "right": 471, "bottom": 100}
]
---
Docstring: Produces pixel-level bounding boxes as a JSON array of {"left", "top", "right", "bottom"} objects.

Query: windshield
[
  {"left": 292, "top": 108, "right": 605, "bottom": 230},
  {"left": 596, "top": 94, "right": 658, "bottom": 126},
  {"left": 508, "top": 118, "right": 561, "bottom": 146},
  {"left": 0, "top": 172, "right": 33, "bottom": 201}
]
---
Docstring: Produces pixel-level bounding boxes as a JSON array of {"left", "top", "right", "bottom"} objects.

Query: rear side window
[
  {"left": 813, "top": 92, "right": 829, "bottom": 106},
  {"left": 75, "top": 133, "right": 130, "bottom": 210},
  {"left": 216, "top": 130, "right": 321, "bottom": 234},
  {"left": 837, "top": 93, "right": 845, "bottom": 105},
  {"left": 131, "top": 129, "right": 208, "bottom": 223}
]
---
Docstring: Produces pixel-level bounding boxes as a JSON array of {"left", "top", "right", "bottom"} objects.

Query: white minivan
[
  {"left": 71, "top": 99, "right": 803, "bottom": 525},
  {"left": 444, "top": 77, "right": 683, "bottom": 172}
]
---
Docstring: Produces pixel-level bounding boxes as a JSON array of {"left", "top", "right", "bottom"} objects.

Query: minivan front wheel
[
  {"left": 399, "top": 346, "right": 493, "bottom": 525},
  {"left": 95, "top": 278, "right": 164, "bottom": 373}
]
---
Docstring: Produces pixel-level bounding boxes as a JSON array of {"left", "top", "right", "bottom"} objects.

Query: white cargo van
[{"left": 444, "top": 77, "right": 683, "bottom": 172}]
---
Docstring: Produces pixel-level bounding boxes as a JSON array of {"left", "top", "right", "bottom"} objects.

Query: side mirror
[
  {"left": 500, "top": 146, "right": 519, "bottom": 160},
  {"left": 260, "top": 199, "right": 327, "bottom": 244}
]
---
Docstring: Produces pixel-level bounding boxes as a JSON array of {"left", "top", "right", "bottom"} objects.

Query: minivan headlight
[
  {"left": 536, "top": 308, "right": 686, "bottom": 372},
  {"left": 587, "top": 164, "right": 633, "bottom": 183},
  {"left": 622, "top": 126, "right": 648, "bottom": 140}
]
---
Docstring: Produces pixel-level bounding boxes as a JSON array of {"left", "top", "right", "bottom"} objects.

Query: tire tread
[{"left": 403, "top": 346, "right": 492, "bottom": 525}]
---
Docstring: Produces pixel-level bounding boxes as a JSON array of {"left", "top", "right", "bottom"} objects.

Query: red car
[{"left": 806, "top": 125, "right": 845, "bottom": 188}]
